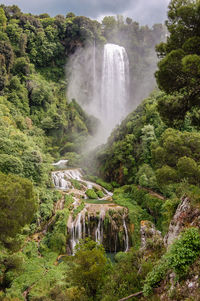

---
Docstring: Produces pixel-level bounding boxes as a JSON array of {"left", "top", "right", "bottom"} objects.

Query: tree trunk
[{"left": 118, "top": 291, "right": 143, "bottom": 301}]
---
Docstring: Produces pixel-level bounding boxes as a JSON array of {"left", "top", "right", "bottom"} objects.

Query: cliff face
[
  {"left": 140, "top": 220, "right": 164, "bottom": 253},
  {"left": 152, "top": 196, "right": 200, "bottom": 300},
  {"left": 164, "top": 196, "right": 200, "bottom": 247}
]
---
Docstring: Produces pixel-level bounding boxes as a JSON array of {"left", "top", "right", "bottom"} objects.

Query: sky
[{"left": 0, "top": 0, "right": 171, "bottom": 26}]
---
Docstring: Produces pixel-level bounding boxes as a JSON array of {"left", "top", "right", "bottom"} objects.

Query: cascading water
[
  {"left": 95, "top": 209, "right": 105, "bottom": 244},
  {"left": 123, "top": 217, "right": 129, "bottom": 252},
  {"left": 52, "top": 164, "right": 130, "bottom": 254},
  {"left": 67, "top": 42, "right": 130, "bottom": 146},
  {"left": 67, "top": 207, "right": 130, "bottom": 254},
  {"left": 99, "top": 43, "right": 129, "bottom": 135}
]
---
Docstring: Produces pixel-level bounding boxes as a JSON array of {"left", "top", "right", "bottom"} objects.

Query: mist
[{"left": 66, "top": 24, "right": 166, "bottom": 150}]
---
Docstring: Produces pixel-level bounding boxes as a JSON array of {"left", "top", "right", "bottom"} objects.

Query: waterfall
[
  {"left": 51, "top": 165, "right": 130, "bottom": 254},
  {"left": 93, "top": 40, "right": 96, "bottom": 100},
  {"left": 68, "top": 208, "right": 130, "bottom": 254},
  {"left": 95, "top": 209, "right": 105, "bottom": 244},
  {"left": 51, "top": 169, "right": 83, "bottom": 190},
  {"left": 123, "top": 218, "right": 129, "bottom": 252},
  {"left": 67, "top": 42, "right": 130, "bottom": 147},
  {"left": 69, "top": 211, "right": 84, "bottom": 254},
  {"left": 100, "top": 43, "right": 129, "bottom": 134}
]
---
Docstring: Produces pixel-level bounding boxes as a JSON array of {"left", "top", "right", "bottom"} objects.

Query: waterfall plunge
[
  {"left": 67, "top": 43, "right": 130, "bottom": 146},
  {"left": 99, "top": 43, "right": 129, "bottom": 135}
]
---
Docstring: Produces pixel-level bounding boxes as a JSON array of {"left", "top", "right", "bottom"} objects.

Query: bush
[
  {"left": 96, "top": 179, "right": 113, "bottom": 192},
  {"left": 0, "top": 154, "right": 23, "bottom": 174},
  {"left": 143, "top": 228, "right": 200, "bottom": 296},
  {"left": 136, "top": 164, "right": 158, "bottom": 189},
  {"left": 0, "top": 172, "right": 36, "bottom": 242},
  {"left": 96, "top": 190, "right": 104, "bottom": 198},
  {"left": 86, "top": 189, "right": 98, "bottom": 199}
]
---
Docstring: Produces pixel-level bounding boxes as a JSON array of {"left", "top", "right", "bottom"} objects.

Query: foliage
[
  {"left": 0, "top": 172, "right": 36, "bottom": 244},
  {"left": 143, "top": 227, "right": 200, "bottom": 296},
  {"left": 96, "top": 190, "right": 104, "bottom": 198},
  {"left": 85, "top": 189, "right": 98, "bottom": 199},
  {"left": 152, "top": 128, "right": 200, "bottom": 186},
  {"left": 155, "top": 0, "right": 200, "bottom": 126},
  {"left": 136, "top": 164, "right": 157, "bottom": 189},
  {"left": 96, "top": 91, "right": 166, "bottom": 185},
  {"left": 101, "top": 248, "right": 153, "bottom": 301},
  {"left": 68, "top": 238, "right": 109, "bottom": 299}
]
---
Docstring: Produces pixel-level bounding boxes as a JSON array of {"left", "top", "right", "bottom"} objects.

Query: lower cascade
[
  {"left": 52, "top": 166, "right": 130, "bottom": 254},
  {"left": 67, "top": 204, "right": 129, "bottom": 254}
]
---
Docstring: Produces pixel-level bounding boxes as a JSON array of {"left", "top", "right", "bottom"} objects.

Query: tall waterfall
[
  {"left": 67, "top": 43, "right": 130, "bottom": 146},
  {"left": 99, "top": 43, "right": 129, "bottom": 134}
]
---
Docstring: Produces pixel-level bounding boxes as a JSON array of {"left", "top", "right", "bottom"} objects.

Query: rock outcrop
[
  {"left": 164, "top": 196, "right": 200, "bottom": 247},
  {"left": 140, "top": 220, "right": 163, "bottom": 253}
]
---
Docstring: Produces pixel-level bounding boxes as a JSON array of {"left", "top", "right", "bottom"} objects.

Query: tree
[
  {"left": 156, "top": 165, "right": 178, "bottom": 186},
  {"left": 136, "top": 164, "right": 157, "bottom": 189},
  {"left": 0, "top": 154, "right": 23, "bottom": 174},
  {"left": 0, "top": 7, "right": 7, "bottom": 31},
  {"left": 155, "top": 0, "right": 200, "bottom": 125},
  {"left": 69, "top": 238, "right": 108, "bottom": 299},
  {"left": 177, "top": 156, "right": 199, "bottom": 183},
  {"left": 0, "top": 172, "right": 36, "bottom": 244},
  {"left": 141, "top": 124, "right": 157, "bottom": 164}
]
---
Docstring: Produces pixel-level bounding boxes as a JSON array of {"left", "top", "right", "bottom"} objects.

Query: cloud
[
  {"left": 0, "top": 0, "right": 170, "bottom": 25},
  {"left": 123, "top": 0, "right": 170, "bottom": 25}
]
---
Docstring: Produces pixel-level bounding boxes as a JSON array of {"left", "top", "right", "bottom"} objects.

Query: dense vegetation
[{"left": 0, "top": 0, "right": 200, "bottom": 300}]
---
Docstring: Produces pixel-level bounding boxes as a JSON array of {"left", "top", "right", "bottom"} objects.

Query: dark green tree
[
  {"left": 0, "top": 172, "right": 36, "bottom": 244},
  {"left": 156, "top": 0, "right": 200, "bottom": 126},
  {"left": 69, "top": 238, "right": 108, "bottom": 299}
]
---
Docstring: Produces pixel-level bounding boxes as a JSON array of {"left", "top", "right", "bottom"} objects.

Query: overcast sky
[{"left": 0, "top": 0, "right": 171, "bottom": 26}]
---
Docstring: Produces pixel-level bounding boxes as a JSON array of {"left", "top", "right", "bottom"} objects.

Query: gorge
[{"left": 1, "top": 3, "right": 200, "bottom": 300}]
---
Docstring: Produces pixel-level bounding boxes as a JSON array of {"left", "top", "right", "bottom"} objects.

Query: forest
[{"left": 0, "top": 0, "right": 200, "bottom": 300}]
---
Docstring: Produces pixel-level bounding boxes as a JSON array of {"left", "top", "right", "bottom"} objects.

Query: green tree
[
  {"left": 69, "top": 238, "right": 108, "bottom": 299},
  {"left": 0, "top": 154, "right": 23, "bottom": 174},
  {"left": 0, "top": 7, "right": 7, "bottom": 31},
  {"left": 136, "top": 164, "right": 157, "bottom": 189},
  {"left": 177, "top": 156, "right": 199, "bottom": 183},
  {"left": 156, "top": 165, "right": 178, "bottom": 186},
  {"left": 0, "top": 172, "right": 36, "bottom": 243},
  {"left": 155, "top": 0, "right": 200, "bottom": 125}
]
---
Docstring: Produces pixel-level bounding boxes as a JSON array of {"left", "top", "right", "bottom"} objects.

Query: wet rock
[
  {"left": 164, "top": 197, "right": 200, "bottom": 247},
  {"left": 140, "top": 220, "right": 163, "bottom": 251}
]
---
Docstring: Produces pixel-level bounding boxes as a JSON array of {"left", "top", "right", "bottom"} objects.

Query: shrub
[
  {"left": 96, "top": 190, "right": 104, "bottom": 198},
  {"left": 143, "top": 228, "right": 200, "bottom": 296},
  {"left": 86, "top": 189, "right": 98, "bottom": 199},
  {"left": 0, "top": 154, "right": 23, "bottom": 174}
]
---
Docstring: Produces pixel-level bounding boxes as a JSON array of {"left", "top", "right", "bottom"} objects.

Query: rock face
[
  {"left": 67, "top": 204, "right": 130, "bottom": 254},
  {"left": 164, "top": 196, "right": 200, "bottom": 247},
  {"left": 153, "top": 196, "right": 200, "bottom": 300},
  {"left": 157, "top": 259, "right": 200, "bottom": 301},
  {"left": 140, "top": 220, "right": 163, "bottom": 252}
]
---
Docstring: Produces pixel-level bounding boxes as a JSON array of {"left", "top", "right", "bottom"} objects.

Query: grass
[{"left": 84, "top": 199, "right": 111, "bottom": 204}]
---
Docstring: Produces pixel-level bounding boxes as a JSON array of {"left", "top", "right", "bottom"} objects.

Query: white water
[
  {"left": 123, "top": 217, "right": 129, "bottom": 252},
  {"left": 100, "top": 43, "right": 129, "bottom": 135},
  {"left": 95, "top": 209, "right": 105, "bottom": 244},
  {"left": 52, "top": 168, "right": 113, "bottom": 198},
  {"left": 67, "top": 43, "right": 130, "bottom": 146},
  {"left": 52, "top": 160, "right": 68, "bottom": 169},
  {"left": 68, "top": 207, "right": 129, "bottom": 254},
  {"left": 52, "top": 169, "right": 83, "bottom": 190},
  {"left": 52, "top": 167, "right": 129, "bottom": 254}
]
